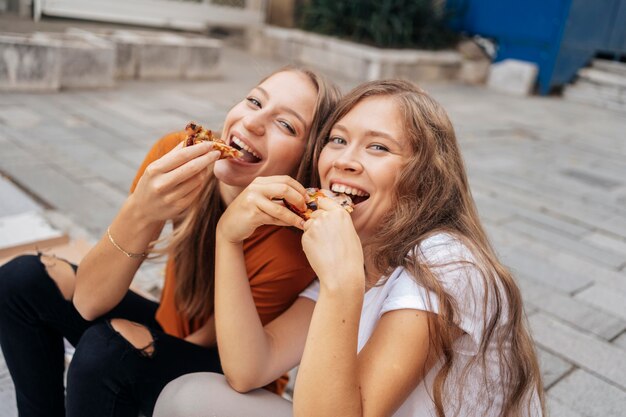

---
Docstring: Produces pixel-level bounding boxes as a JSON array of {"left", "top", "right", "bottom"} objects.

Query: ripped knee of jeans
[
  {"left": 39, "top": 254, "right": 76, "bottom": 301},
  {"left": 109, "top": 318, "right": 156, "bottom": 358}
]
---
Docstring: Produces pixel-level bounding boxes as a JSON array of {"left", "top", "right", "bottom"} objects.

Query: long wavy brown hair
[
  {"left": 165, "top": 67, "right": 341, "bottom": 324},
  {"left": 311, "top": 80, "right": 545, "bottom": 417}
]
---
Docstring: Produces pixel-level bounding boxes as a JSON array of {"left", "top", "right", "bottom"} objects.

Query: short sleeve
[
  {"left": 382, "top": 234, "right": 490, "bottom": 357},
  {"left": 299, "top": 279, "right": 320, "bottom": 302},
  {"left": 379, "top": 269, "right": 437, "bottom": 316}
]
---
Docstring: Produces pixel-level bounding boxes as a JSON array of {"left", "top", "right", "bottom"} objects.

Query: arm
[
  {"left": 74, "top": 141, "right": 220, "bottom": 320},
  {"left": 293, "top": 198, "right": 438, "bottom": 417},
  {"left": 214, "top": 176, "right": 313, "bottom": 392},
  {"left": 296, "top": 302, "right": 435, "bottom": 417}
]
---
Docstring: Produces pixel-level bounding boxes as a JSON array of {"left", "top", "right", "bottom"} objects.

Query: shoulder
[{"left": 416, "top": 232, "right": 476, "bottom": 266}]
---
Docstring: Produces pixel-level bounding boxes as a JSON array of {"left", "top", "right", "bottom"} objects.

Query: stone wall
[
  {"left": 250, "top": 26, "right": 463, "bottom": 83},
  {"left": 0, "top": 29, "right": 223, "bottom": 91}
]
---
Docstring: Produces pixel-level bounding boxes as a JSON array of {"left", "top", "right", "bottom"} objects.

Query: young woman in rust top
[{"left": 0, "top": 67, "right": 340, "bottom": 417}]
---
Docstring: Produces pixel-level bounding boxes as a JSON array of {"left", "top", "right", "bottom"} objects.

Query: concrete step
[
  {"left": 563, "top": 63, "right": 626, "bottom": 112},
  {"left": 592, "top": 59, "right": 626, "bottom": 77},
  {"left": 0, "top": 28, "right": 223, "bottom": 91},
  {"left": 578, "top": 68, "right": 626, "bottom": 89}
]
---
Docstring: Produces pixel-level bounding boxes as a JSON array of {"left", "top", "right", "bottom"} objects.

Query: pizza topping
[
  {"left": 183, "top": 122, "right": 244, "bottom": 160},
  {"left": 284, "top": 187, "right": 354, "bottom": 220}
]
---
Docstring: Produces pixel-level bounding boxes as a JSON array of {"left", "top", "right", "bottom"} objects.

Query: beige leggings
[{"left": 153, "top": 373, "right": 293, "bottom": 417}]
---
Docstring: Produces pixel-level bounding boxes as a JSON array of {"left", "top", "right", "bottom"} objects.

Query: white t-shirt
[{"left": 300, "top": 233, "right": 541, "bottom": 417}]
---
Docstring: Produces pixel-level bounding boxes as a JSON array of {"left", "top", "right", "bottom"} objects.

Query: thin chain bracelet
[{"left": 106, "top": 227, "right": 147, "bottom": 259}]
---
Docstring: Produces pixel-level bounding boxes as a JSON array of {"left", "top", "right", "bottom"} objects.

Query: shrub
[{"left": 299, "top": 0, "right": 459, "bottom": 50}]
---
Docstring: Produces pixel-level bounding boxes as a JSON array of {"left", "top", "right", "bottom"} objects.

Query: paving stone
[
  {"left": 113, "top": 148, "right": 151, "bottom": 175},
  {"left": 473, "top": 173, "right": 625, "bottom": 235},
  {"left": 0, "top": 105, "right": 41, "bottom": 128},
  {"left": 503, "top": 218, "right": 624, "bottom": 270},
  {"left": 575, "top": 284, "right": 626, "bottom": 321},
  {"left": 473, "top": 193, "right": 516, "bottom": 224},
  {"left": 537, "top": 348, "right": 574, "bottom": 388},
  {"left": 0, "top": 138, "right": 48, "bottom": 169},
  {"left": 475, "top": 189, "right": 591, "bottom": 237},
  {"left": 518, "top": 277, "right": 626, "bottom": 340},
  {"left": 82, "top": 178, "right": 128, "bottom": 208},
  {"left": 0, "top": 163, "right": 118, "bottom": 234},
  {"left": 560, "top": 168, "right": 623, "bottom": 190},
  {"left": 548, "top": 369, "right": 626, "bottom": 417},
  {"left": 546, "top": 397, "right": 584, "bottom": 417},
  {"left": 0, "top": 174, "right": 41, "bottom": 217},
  {"left": 500, "top": 246, "right": 592, "bottom": 293},
  {"left": 582, "top": 232, "right": 626, "bottom": 257},
  {"left": 612, "top": 332, "right": 626, "bottom": 350},
  {"left": 0, "top": 350, "right": 16, "bottom": 417},
  {"left": 530, "top": 313, "right": 626, "bottom": 389}
]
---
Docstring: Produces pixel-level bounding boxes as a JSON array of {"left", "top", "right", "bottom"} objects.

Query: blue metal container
[{"left": 448, "top": 0, "right": 626, "bottom": 94}]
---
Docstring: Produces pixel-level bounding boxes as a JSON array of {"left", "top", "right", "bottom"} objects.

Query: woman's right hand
[
  {"left": 217, "top": 176, "right": 307, "bottom": 243},
  {"left": 129, "top": 141, "right": 220, "bottom": 224}
]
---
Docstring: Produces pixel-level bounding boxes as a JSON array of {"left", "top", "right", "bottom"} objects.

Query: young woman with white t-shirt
[{"left": 154, "top": 80, "right": 546, "bottom": 417}]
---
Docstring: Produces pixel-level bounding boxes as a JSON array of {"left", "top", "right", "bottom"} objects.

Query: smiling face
[
  {"left": 214, "top": 70, "right": 318, "bottom": 189},
  {"left": 318, "top": 96, "right": 411, "bottom": 242}
]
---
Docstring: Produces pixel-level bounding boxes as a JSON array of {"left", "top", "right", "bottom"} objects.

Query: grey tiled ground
[{"left": 1, "top": 31, "right": 626, "bottom": 417}]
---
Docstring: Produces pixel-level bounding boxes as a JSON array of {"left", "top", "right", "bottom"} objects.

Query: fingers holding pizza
[
  {"left": 301, "top": 196, "right": 364, "bottom": 286},
  {"left": 283, "top": 187, "right": 354, "bottom": 220},
  {"left": 217, "top": 176, "right": 309, "bottom": 244},
  {"left": 130, "top": 131, "right": 222, "bottom": 224}
]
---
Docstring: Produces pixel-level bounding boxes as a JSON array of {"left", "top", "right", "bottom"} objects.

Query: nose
[
  {"left": 332, "top": 148, "right": 363, "bottom": 173},
  {"left": 242, "top": 110, "right": 266, "bottom": 137}
]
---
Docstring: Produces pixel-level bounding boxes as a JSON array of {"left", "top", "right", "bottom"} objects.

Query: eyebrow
[
  {"left": 254, "top": 86, "right": 307, "bottom": 129},
  {"left": 333, "top": 124, "right": 401, "bottom": 145}
]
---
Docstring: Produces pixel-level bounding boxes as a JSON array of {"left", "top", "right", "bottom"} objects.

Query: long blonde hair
[
  {"left": 168, "top": 67, "right": 341, "bottom": 324},
  {"left": 311, "top": 80, "right": 545, "bottom": 417}
]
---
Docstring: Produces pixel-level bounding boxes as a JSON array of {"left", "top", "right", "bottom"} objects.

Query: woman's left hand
[
  {"left": 217, "top": 176, "right": 307, "bottom": 244},
  {"left": 302, "top": 197, "right": 365, "bottom": 293}
]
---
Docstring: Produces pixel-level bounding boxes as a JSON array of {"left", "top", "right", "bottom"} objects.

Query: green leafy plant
[{"left": 299, "top": 0, "right": 459, "bottom": 49}]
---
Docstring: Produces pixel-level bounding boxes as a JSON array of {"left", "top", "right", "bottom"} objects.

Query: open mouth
[
  {"left": 330, "top": 183, "right": 370, "bottom": 205},
  {"left": 230, "top": 136, "right": 262, "bottom": 163}
]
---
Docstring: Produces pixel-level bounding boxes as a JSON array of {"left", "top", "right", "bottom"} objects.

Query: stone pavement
[{"left": 1, "top": 41, "right": 626, "bottom": 417}]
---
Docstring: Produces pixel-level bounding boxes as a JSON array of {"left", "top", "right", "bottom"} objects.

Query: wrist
[
  {"left": 318, "top": 270, "right": 365, "bottom": 298},
  {"left": 111, "top": 198, "right": 164, "bottom": 253},
  {"left": 124, "top": 195, "right": 162, "bottom": 230},
  {"left": 216, "top": 219, "right": 245, "bottom": 245}
]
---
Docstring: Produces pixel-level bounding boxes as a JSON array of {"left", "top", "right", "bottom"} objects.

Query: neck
[
  {"left": 363, "top": 245, "right": 381, "bottom": 288},
  {"left": 218, "top": 181, "right": 244, "bottom": 206}
]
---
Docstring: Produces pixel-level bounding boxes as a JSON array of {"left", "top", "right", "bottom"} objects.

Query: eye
[
  {"left": 369, "top": 144, "right": 389, "bottom": 152},
  {"left": 327, "top": 136, "right": 347, "bottom": 145},
  {"left": 246, "top": 97, "right": 261, "bottom": 108},
  {"left": 279, "top": 120, "right": 296, "bottom": 135}
]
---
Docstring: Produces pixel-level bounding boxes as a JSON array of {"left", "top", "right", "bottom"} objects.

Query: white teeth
[
  {"left": 331, "top": 183, "right": 369, "bottom": 197},
  {"left": 231, "top": 136, "right": 261, "bottom": 159}
]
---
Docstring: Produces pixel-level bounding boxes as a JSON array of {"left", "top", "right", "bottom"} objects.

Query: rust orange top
[{"left": 130, "top": 132, "right": 315, "bottom": 393}]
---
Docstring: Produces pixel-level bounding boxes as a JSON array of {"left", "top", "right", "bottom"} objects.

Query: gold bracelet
[{"left": 106, "top": 227, "right": 147, "bottom": 259}]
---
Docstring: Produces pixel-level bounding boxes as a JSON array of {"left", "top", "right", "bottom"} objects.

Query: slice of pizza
[
  {"left": 284, "top": 188, "right": 354, "bottom": 220},
  {"left": 183, "top": 122, "right": 243, "bottom": 159}
]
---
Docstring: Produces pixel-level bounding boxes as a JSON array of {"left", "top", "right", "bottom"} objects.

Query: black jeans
[{"left": 0, "top": 255, "right": 222, "bottom": 417}]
